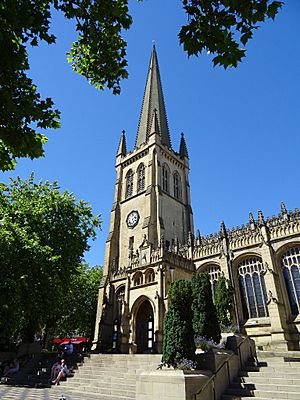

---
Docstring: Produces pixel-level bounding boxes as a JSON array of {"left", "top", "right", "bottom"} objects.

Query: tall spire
[{"left": 135, "top": 45, "right": 171, "bottom": 149}]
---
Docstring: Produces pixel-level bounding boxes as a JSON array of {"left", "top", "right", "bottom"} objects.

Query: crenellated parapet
[
  {"left": 227, "top": 223, "right": 262, "bottom": 251},
  {"left": 193, "top": 203, "right": 300, "bottom": 261},
  {"left": 266, "top": 207, "right": 300, "bottom": 241},
  {"left": 193, "top": 233, "right": 221, "bottom": 259}
]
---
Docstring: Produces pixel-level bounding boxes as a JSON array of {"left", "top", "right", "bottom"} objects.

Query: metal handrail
[{"left": 193, "top": 336, "right": 251, "bottom": 400}]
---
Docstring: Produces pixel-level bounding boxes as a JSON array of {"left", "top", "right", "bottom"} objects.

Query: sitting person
[
  {"left": 61, "top": 340, "right": 73, "bottom": 358},
  {"left": 3, "top": 358, "right": 19, "bottom": 377},
  {"left": 52, "top": 359, "right": 68, "bottom": 385},
  {"left": 51, "top": 359, "right": 61, "bottom": 381}
]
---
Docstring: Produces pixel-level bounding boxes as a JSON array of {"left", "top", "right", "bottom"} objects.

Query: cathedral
[{"left": 93, "top": 45, "right": 300, "bottom": 354}]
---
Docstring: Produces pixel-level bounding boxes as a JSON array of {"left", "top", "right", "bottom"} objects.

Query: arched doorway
[{"left": 135, "top": 300, "right": 154, "bottom": 353}]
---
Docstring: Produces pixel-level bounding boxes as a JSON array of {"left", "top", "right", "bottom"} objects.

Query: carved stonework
[{"left": 192, "top": 206, "right": 300, "bottom": 261}]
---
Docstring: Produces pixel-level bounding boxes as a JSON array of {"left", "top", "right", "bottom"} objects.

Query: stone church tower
[
  {"left": 94, "top": 45, "right": 300, "bottom": 353},
  {"left": 93, "top": 45, "right": 195, "bottom": 353}
]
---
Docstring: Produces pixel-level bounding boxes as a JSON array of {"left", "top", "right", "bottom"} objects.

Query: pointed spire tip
[{"left": 135, "top": 45, "right": 171, "bottom": 149}]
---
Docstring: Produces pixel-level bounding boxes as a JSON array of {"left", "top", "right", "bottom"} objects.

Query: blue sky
[{"left": 3, "top": 1, "right": 300, "bottom": 267}]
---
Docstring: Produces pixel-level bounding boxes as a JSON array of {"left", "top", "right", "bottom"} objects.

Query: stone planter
[
  {"left": 136, "top": 369, "right": 212, "bottom": 400},
  {"left": 195, "top": 349, "right": 231, "bottom": 373}
]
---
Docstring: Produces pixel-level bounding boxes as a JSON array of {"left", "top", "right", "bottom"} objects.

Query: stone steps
[
  {"left": 222, "top": 352, "right": 300, "bottom": 400},
  {"left": 235, "top": 376, "right": 300, "bottom": 385},
  {"left": 58, "top": 353, "right": 161, "bottom": 399}
]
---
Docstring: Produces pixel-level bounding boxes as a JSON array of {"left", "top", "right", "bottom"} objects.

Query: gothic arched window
[
  {"left": 125, "top": 169, "right": 133, "bottom": 199},
  {"left": 145, "top": 268, "right": 155, "bottom": 283},
  {"left": 133, "top": 271, "right": 143, "bottom": 287},
  {"left": 137, "top": 163, "right": 145, "bottom": 193},
  {"left": 237, "top": 257, "right": 268, "bottom": 319},
  {"left": 281, "top": 246, "right": 300, "bottom": 315},
  {"left": 162, "top": 164, "right": 169, "bottom": 193},
  {"left": 173, "top": 171, "right": 181, "bottom": 200},
  {"left": 199, "top": 265, "right": 221, "bottom": 301},
  {"left": 116, "top": 286, "right": 125, "bottom": 320}
]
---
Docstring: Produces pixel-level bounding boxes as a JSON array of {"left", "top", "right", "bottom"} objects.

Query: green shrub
[
  {"left": 215, "top": 276, "right": 233, "bottom": 329},
  {"left": 191, "top": 273, "right": 221, "bottom": 343},
  {"left": 162, "top": 280, "right": 195, "bottom": 364}
]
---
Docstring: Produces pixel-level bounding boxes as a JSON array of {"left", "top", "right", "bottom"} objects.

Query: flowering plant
[
  {"left": 157, "top": 358, "right": 197, "bottom": 370},
  {"left": 194, "top": 336, "right": 226, "bottom": 351},
  {"left": 175, "top": 358, "right": 197, "bottom": 370}
]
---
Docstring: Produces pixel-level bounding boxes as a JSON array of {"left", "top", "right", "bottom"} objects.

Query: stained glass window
[
  {"left": 237, "top": 257, "right": 268, "bottom": 319},
  {"left": 281, "top": 247, "right": 300, "bottom": 315}
]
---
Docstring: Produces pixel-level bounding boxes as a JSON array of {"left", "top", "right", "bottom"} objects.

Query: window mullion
[
  {"left": 290, "top": 265, "right": 300, "bottom": 312},
  {"left": 258, "top": 273, "right": 268, "bottom": 316},
  {"left": 250, "top": 273, "right": 259, "bottom": 317},
  {"left": 243, "top": 274, "right": 251, "bottom": 318}
]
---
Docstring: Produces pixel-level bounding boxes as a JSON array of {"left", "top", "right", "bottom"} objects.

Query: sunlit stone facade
[{"left": 93, "top": 46, "right": 300, "bottom": 353}]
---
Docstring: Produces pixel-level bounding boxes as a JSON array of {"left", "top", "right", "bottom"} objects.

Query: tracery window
[
  {"left": 133, "top": 271, "right": 143, "bottom": 287},
  {"left": 237, "top": 257, "right": 268, "bottom": 319},
  {"left": 281, "top": 246, "right": 300, "bottom": 315},
  {"left": 173, "top": 172, "right": 181, "bottom": 200},
  {"left": 200, "top": 265, "right": 221, "bottom": 301},
  {"left": 125, "top": 169, "right": 133, "bottom": 199},
  {"left": 162, "top": 164, "right": 169, "bottom": 193},
  {"left": 137, "top": 163, "right": 145, "bottom": 193}
]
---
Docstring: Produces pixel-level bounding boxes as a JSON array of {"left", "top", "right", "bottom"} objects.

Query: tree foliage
[
  {"left": 179, "top": 0, "right": 283, "bottom": 68},
  {"left": 163, "top": 280, "right": 195, "bottom": 364},
  {"left": 214, "top": 276, "right": 234, "bottom": 328},
  {"left": 0, "top": 175, "right": 101, "bottom": 347},
  {"left": 191, "top": 273, "right": 221, "bottom": 343},
  {"left": 0, "top": 0, "right": 132, "bottom": 170},
  {"left": 0, "top": 0, "right": 283, "bottom": 170},
  {"left": 53, "top": 263, "right": 103, "bottom": 339}
]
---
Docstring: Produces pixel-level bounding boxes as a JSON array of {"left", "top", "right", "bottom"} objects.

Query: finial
[
  {"left": 152, "top": 40, "right": 155, "bottom": 47},
  {"left": 281, "top": 201, "right": 287, "bottom": 214},
  {"left": 258, "top": 210, "right": 265, "bottom": 225},
  {"left": 195, "top": 229, "right": 201, "bottom": 246},
  {"left": 249, "top": 212, "right": 256, "bottom": 230},
  {"left": 220, "top": 221, "right": 227, "bottom": 237},
  {"left": 188, "top": 231, "right": 193, "bottom": 247}
]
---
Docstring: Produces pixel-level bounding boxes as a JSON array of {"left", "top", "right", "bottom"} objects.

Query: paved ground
[{"left": 0, "top": 385, "right": 102, "bottom": 400}]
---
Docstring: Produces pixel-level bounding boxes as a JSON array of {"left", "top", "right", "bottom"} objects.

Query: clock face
[{"left": 126, "top": 211, "right": 140, "bottom": 228}]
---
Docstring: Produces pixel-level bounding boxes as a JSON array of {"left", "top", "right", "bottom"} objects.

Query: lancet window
[
  {"left": 116, "top": 286, "right": 125, "bottom": 320},
  {"left": 125, "top": 169, "right": 134, "bottom": 199},
  {"left": 162, "top": 164, "right": 169, "bottom": 193},
  {"left": 237, "top": 257, "right": 268, "bottom": 319},
  {"left": 146, "top": 268, "right": 155, "bottom": 283},
  {"left": 173, "top": 171, "right": 181, "bottom": 200},
  {"left": 281, "top": 246, "right": 300, "bottom": 315},
  {"left": 133, "top": 271, "right": 143, "bottom": 287},
  {"left": 137, "top": 163, "right": 145, "bottom": 193}
]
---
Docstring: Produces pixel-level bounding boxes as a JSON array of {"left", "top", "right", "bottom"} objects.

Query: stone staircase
[
  {"left": 60, "top": 353, "right": 162, "bottom": 399},
  {"left": 222, "top": 351, "right": 300, "bottom": 400}
]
